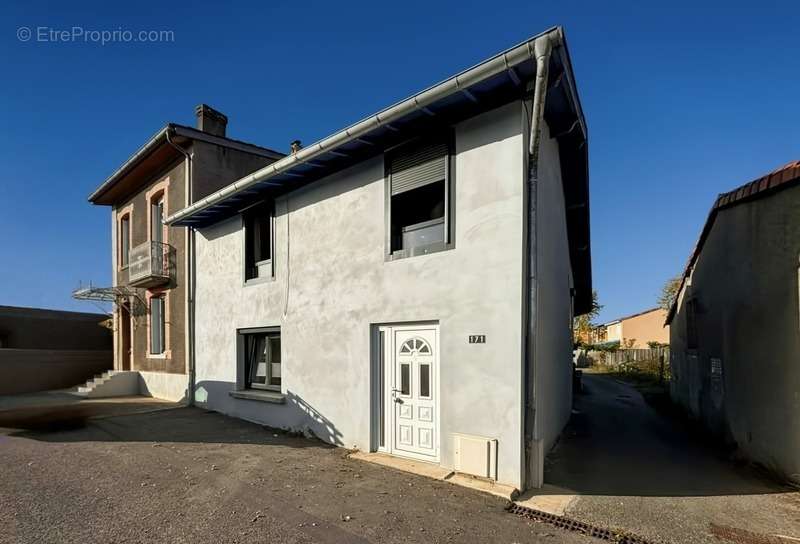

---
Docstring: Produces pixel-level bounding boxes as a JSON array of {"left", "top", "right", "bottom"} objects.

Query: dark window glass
[
  {"left": 150, "top": 296, "right": 165, "bottom": 355},
  {"left": 400, "top": 363, "right": 410, "bottom": 396},
  {"left": 151, "top": 199, "right": 164, "bottom": 244},
  {"left": 244, "top": 202, "right": 273, "bottom": 280},
  {"left": 391, "top": 181, "right": 445, "bottom": 252},
  {"left": 120, "top": 216, "right": 130, "bottom": 267},
  {"left": 420, "top": 363, "right": 430, "bottom": 397}
]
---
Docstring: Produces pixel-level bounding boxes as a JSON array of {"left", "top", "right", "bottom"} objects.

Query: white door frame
[{"left": 373, "top": 322, "right": 440, "bottom": 463}]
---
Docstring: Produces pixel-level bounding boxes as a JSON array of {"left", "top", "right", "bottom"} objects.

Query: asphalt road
[
  {"left": 0, "top": 405, "right": 594, "bottom": 544},
  {"left": 546, "top": 373, "right": 800, "bottom": 544}
]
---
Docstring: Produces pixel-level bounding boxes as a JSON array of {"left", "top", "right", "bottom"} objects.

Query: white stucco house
[{"left": 166, "top": 26, "right": 591, "bottom": 491}]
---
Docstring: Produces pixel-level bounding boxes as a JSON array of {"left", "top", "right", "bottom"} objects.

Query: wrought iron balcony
[{"left": 128, "top": 241, "right": 174, "bottom": 288}]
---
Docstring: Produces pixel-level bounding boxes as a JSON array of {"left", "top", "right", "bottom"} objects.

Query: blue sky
[{"left": 1, "top": 1, "right": 798, "bottom": 322}]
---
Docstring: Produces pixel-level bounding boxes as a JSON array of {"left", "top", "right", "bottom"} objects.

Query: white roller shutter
[{"left": 390, "top": 142, "right": 448, "bottom": 196}]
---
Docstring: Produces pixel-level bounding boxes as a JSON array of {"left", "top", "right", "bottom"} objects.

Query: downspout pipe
[
  {"left": 165, "top": 129, "right": 196, "bottom": 407},
  {"left": 523, "top": 32, "right": 557, "bottom": 489}
]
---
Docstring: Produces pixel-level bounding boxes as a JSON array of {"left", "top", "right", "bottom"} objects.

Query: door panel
[{"left": 391, "top": 327, "right": 438, "bottom": 459}]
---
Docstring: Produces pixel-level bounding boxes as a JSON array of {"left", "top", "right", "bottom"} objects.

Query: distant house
[
  {"left": 667, "top": 160, "right": 800, "bottom": 485},
  {"left": 83, "top": 105, "right": 283, "bottom": 401},
  {"left": 601, "top": 308, "right": 669, "bottom": 348},
  {"left": 164, "top": 27, "right": 591, "bottom": 491}
]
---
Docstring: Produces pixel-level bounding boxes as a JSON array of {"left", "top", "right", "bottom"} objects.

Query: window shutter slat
[{"left": 390, "top": 142, "right": 447, "bottom": 195}]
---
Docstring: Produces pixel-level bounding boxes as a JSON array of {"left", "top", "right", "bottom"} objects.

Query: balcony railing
[{"left": 128, "top": 241, "right": 174, "bottom": 288}]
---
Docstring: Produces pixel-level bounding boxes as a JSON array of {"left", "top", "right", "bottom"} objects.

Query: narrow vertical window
[
  {"left": 150, "top": 295, "right": 165, "bottom": 355},
  {"left": 244, "top": 201, "right": 274, "bottom": 281},
  {"left": 378, "top": 330, "right": 385, "bottom": 448},
  {"left": 151, "top": 196, "right": 164, "bottom": 244},
  {"left": 420, "top": 363, "right": 430, "bottom": 398},
  {"left": 120, "top": 215, "right": 130, "bottom": 268},
  {"left": 400, "top": 363, "right": 410, "bottom": 396}
]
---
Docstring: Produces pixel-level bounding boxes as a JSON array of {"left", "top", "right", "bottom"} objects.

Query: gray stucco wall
[
  {"left": 532, "top": 123, "right": 574, "bottom": 457},
  {"left": 194, "top": 102, "right": 563, "bottom": 488},
  {"left": 670, "top": 185, "right": 800, "bottom": 484}
]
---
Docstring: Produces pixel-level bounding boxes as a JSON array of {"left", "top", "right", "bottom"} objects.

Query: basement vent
[{"left": 453, "top": 433, "right": 498, "bottom": 480}]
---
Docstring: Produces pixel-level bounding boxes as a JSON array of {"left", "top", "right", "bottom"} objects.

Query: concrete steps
[{"left": 73, "top": 371, "right": 139, "bottom": 398}]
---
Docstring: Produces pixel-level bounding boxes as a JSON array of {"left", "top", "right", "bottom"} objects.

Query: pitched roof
[
  {"left": 161, "top": 27, "right": 592, "bottom": 314},
  {"left": 603, "top": 307, "right": 662, "bottom": 326},
  {"left": 88, "top": 124, "right": 284, "bottom": 205},
  {"left": 665, "top": 160, "right": 800, "bottom": 324}
]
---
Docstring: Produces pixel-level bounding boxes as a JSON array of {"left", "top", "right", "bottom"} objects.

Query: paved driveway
[
  {"left": 0, "top": 404, "right": 593, "bottom": 544},
  {"left": 544, "top": 374, "right": 800, "bottom": 544}
]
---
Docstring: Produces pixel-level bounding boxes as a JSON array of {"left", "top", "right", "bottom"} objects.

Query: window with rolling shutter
[
  {"left": 387, "top": 137, "right": 453, "bottom": 257},
  {"left": 389, "top": 142, "right": 448, "bottom": 195}
]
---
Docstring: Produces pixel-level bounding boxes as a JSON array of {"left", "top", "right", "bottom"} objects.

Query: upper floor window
[
  {"left": 387, "top": 137, "right": 453, "bottom": 259},
  {"left": 119, "top": 214, "right": 130, "bottom": 268},
  {"left": 151, "top": 194, "right": 165, "bottom": 244},
  {"left": 244, "top": 201, "right": 274, "bottom": 282}
]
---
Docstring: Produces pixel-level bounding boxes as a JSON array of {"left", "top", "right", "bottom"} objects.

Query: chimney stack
[{"left": 195, "top": 104, "right": 228, "bottom": 137}]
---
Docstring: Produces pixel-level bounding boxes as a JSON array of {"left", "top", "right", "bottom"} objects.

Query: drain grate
[{"left": 506, "top": 503, "right": 660, "bottom": 544}]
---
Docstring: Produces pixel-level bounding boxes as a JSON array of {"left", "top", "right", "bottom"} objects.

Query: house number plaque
[{"left": 468, "top": 335, "right": 486, "bottom": 344}]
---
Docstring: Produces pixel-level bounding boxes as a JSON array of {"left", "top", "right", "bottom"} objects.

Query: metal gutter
[{"left": 165, "top": 26, "right": 566, "bottom": 226}]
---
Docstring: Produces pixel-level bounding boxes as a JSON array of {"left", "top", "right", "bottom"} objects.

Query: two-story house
[
  {"left": 85, "top": 105, "right": 283, "bottom": 400},
  {"left": 166, "top": 27, "right": 591, "bottom": 491}
]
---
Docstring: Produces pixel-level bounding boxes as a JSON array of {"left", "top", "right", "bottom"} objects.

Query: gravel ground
[
  {"left": 0, "top": 405, "right": 595, "bottom": 544},
  {"left": 547, "top": 374, "right": 800, "bottom": 544}
]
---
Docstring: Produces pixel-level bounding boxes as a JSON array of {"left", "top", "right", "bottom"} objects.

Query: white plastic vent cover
[{"left": 453, "top": 433, "right": 498, "bottom": 480}]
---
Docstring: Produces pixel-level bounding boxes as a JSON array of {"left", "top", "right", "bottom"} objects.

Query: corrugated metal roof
[{"left": 665, "top": 160, "right": 800, "bottom": 324}]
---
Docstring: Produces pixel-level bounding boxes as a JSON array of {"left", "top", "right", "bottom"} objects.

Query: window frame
[
  {"left": 149, "top": 294, "right": 167, "bottom": 356},
  {"left": 119, "top": 213, "right": 131, "bottom": 269},
  {"left": 384, "top": 132, "right": 456, "bottom": 261},
  {"left": 236, "top": 326, "right": 281, "bottom": 392},
  {"left": 150, "top": 194, "right": 165, "bottom": 245},
  {"left": 242, "top": 200, "right": 275, "bottom": 285}
]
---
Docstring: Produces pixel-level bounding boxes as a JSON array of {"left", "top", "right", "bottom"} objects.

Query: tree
[
  {"left": 573, "top": 290, "right": 602, "bottom": 346},
  {"left": 658, "top": 275, "right": 682, "bottom": 312}
]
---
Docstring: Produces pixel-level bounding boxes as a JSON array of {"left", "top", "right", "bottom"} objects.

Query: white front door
[{"left": 382, "top": 325, "right": 439, "bottom": 461}]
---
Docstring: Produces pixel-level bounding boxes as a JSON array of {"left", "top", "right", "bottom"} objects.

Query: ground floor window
[
  {"left": 238, "top": 327, "right": 281, "bottom": 391},
  {"left": 149, "top": 295, "right": 166, "bottom": 355}
]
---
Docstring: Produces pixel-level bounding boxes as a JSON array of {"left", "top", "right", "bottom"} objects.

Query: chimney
[
  {"left": 290, "top": 140, "right": 302, "bottom": 154},
  {"left": 195, "top": 104, "right": 228, "bottom": 137}
]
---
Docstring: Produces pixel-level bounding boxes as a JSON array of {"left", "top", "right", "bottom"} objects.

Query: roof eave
[
  {"left": 165, "top": 26, "right": 569, "bottom": 227},
  {"left": 87, "top": 125, "right": 171, "bottom": 204}
]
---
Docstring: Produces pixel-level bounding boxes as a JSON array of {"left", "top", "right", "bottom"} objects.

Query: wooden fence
[{"left": 599, "top": 347, "right": 670, "bottom": 367}]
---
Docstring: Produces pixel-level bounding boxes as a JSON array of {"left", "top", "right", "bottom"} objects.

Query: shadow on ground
[
  {"left": 543, "top": 373, "right": 790, "bottom": 498},
  {"left": 0, "top": 404, "right": 334, "bottom": 451}
]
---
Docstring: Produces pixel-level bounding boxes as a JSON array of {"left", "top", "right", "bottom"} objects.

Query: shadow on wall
[{"left": 194, "top": 380, "right": 344, "bottom": 447}]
